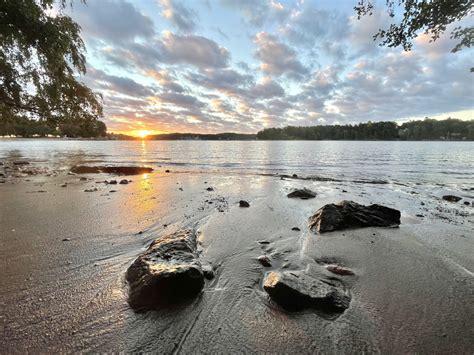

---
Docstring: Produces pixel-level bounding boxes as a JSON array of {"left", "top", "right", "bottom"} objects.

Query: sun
[{"left": 136, "top": 130, "right": 151, "bottom": 139}]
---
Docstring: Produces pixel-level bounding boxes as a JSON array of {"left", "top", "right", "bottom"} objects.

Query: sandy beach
[{"left": 1, "top": 159, "right": 473, "bottom": 353}]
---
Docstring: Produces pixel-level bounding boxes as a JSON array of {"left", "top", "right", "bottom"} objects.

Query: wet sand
[{"left": 1, "top": 168, "right": 473, "bottom": 353}]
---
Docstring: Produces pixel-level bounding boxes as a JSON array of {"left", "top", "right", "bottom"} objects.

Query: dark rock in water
[
  {"left": 263, "top": 271, "right": 350, "bottom": 312},
  {"left": 291, "top": 227, "right": 301, "bottom": 231},
  {"left": 119, "top": 179, "right": 129, "bottom": 184},
  {"left": 126, "top": 229, "right": 204, "bottom": 310},
  {"left": 206, "top": 187, "right": 214, "bottom": 191},
  {"left": 342, "top": 190, "right": 348, "bottom": 193},
  {"left": 442, "top": 195, "right": 462, "bottom": 203},
  {"left": 165, "top": 170, "right": 170, "bottom": 173},
  {"left": 257, "top": 240, "right": 270, "bottom": 245},
  {"left": 79, "top": 177, "right": 88, "bottom": 181},
  {"left": 464, "top": 201, "right": 470, "bottom": 206},
  {"left": 71, "top": 165, "right": 153, "bottom": 175},
  {"left": 309, "top": 200, "right": 401, "bottom": 233},
  {"left": 292, "top": 174, "right": 298, "bottom": 178},
  {"left": 287, "top": 188, "right": 316, "bottom": 200},
  {"left": 108, "top": 180, "right": 117, "bottom": 185},
  {"left": 326, "top": 265, "right": 355, "bottom": 276},
  {"left": 239, "top": 200, "right": 250, "bottom": 208},
  {"left": 62, "top": 238, "right": 71, "bottom": 242},
  {"left": 13, "top": 161, "right": 30, "bottom": 165},
  {"left": 84, "top": 188, "right": 98, "bottom": 192},
  {"left": 416, "top": 214, "right": 425, "bottom": 218},
  {"left": 258, "top": 255, "right": 272, "bottom": 267}
]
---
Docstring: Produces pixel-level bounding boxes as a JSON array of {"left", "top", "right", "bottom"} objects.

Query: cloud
[
  {"left": 146, "top": 70, "right": 185, "bottom": 93},
  {"left": 160, "top": 0, "right": 197, "bottom": 33},
  {"left": 160, "top": 32, "right": 230, "bottom": 68},
  {"left": 251, "top": 77, "right": 285, "bottom": 99},
  {"left": 220, "top": 0, "right": 289, "bottom": 27},
  {"left": 254, "top": 32, "right": 308, "bottom": 79},
  {"left": 85, "top": 68, "right": 155, "bottom": 98},
  {"left": 70, "top": 0, "right": 154, "bottom": 44}
]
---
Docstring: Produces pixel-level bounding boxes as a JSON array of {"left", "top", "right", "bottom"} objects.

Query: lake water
[{"left": 0, "top": 139, "right": 473, "bottom": 187}]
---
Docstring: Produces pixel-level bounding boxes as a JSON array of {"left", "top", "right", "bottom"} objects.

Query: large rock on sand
[
  {"left": 309, "top": 200, "right": 400, "bottom": 233},
  {"left": 263, "top": 271, "right": 350, "bottom": 312},
  {"left": 126, "top": 230, "right": 204, "bottom": 310},
  {"left": 71, "top": 165, "right": 153, "bottom": 175}
]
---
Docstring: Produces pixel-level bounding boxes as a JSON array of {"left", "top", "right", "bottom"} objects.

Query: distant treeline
[
  {"left": 148, "top": 132, "right": 256, "bottom": 140},
  {"left": 256, "top": 118, "right": 474, "bottom": 141},
  {"left": 0, "top": 116, "right": 107, "bottom": 138}
]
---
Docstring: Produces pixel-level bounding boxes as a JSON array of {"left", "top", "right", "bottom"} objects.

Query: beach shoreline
[{"left": 1, "top": 163, "right": 473, "bottom": 352}]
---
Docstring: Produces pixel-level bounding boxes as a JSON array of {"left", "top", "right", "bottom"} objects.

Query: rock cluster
[{"left": 71, "top": 165, "right": 153, "bottom": 175}]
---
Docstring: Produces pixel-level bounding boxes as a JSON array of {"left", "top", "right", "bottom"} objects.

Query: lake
[{"left": 1, "top": 139, "right": 473, "bottom": 187}]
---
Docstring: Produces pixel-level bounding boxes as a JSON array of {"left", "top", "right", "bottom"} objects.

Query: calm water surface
[{"left": 0, "top": 139, "right": 472, "bottom": 186}]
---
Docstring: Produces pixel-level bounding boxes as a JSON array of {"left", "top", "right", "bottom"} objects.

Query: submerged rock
[
  {"left": 309, "top": 200, "right": 401, "bottom": 233},
  {"left": 287, "top": 188, "right": 316, "bottom": 199},
  {"left": 263, "top": 271, "right": 350, "bottom": 312},
  {"left": 239, "top": 200, "right": 250, "bottom": 208},
  {"left": 71, "top": 165, "right": 153, "bottom": 175},
  {"left": 119, "top": 179, "right": 129, "bottom": 184},
  {"left": 442, "top": 195, "right": 462, "bottom": 203},
  {"left": 126, "top": 229, "right": 204, "bottom": 310},
  {"left": 13, "top": 161, "right": 30, "bottom": 165}
]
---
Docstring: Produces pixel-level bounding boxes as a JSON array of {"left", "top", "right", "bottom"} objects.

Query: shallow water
[{"left": 1, "top": 139, "right": 473, "bottom": 187}]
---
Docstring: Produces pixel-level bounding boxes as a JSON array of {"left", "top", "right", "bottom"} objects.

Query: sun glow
[{"left": 136, "top": 130, "right": 151, "bottom": 139}]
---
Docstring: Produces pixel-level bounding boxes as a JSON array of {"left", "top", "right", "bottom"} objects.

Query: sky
[{"left": 64, "top": 0, "right": 474, "bottom": 136}]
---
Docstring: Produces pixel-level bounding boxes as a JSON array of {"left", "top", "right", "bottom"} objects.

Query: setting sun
[{"left": 136, "top": 130, "right": 151, "bottom": 139}]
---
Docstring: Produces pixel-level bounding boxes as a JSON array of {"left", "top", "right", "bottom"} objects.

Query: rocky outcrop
[
  {"left": 263, "top": 271, "right": 350, "bottom": 312},
  {"left": 71, "top": 165, "right": 153, "bottom": 175},
  {"left": 309, "top": 200, "right": 400, "bottom": 233},
  {"left": 239, "top": 200, "right": 250, "bottom": 207},
  {"left": 126, "top": 230, "right": 204, "bottom": 310},
  {"left": 442, "top": 195, "right": 462, "bottom": 203},
  {"left": 287, "top": 188, "right": 316, "bottom": 199}
]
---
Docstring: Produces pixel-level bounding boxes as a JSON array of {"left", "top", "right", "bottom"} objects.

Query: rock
[
  {"left": 206, "top": 187, "right": 214, "bottom": 191},
  {"left": 202, "top": 265, "right": 215, "bottom": 280},
  {"left": 62, "top": 238, "right": 71, "bottom": 242},
  {"left": 263, "top": 271, "right": 350, "bottom": 312},
  {"left": 71, "top": 165, "right": 153, "bottom": 175},
  {"left": 126, "top": 229, "right": 204, "bottom": 310},
  {"left": 292, "top": 174, "right": 298, "bottom": 178},
  {"left": 442, "top": 195, "right": 462, "bottom": 203},
  {"left": 60, "top": 183, "right": 67, "bottom": 187},
  {"left": 464, "top": 201, "right": 470, "bottom": 206},
  {"left": 287, "top": 188, "right": 316, "bottom": 199},
  {"left": 108, "top": 180, "right": 117, "bottom": 185},
  {"left": 119, "top": 179, "right": 129, "bottom": 184},
  {"left": 239, "top": 200, "right": 250, "bottom": 207},
  {"left": 309, "top": 200, "right": 401, "bottom": 233},
  {"left": 257, "top": 240, "right": 270, "bottom": 245},
  {"left": 258, "top": 255, "right": 272, "bottom": 267},
  {"left": 79, "top": 177, "right": 88, "bottom": 181},
  {"left": 13, "top": 161, "right": 30, "bottom": 165},
  {"left": 291, "top": 227, "right": 301, "bottom": 231},
  {"left": 325, "top": 265, "right": 355, "bottom": 276},
  {"left": 84, "top": 188, "right": 98, "bottom": 192},
  {"left": 165, "top": 170, "right": 170, "bottom": 173},
  {"left": 416, "top": 214, "right": 424, "bottom": 218}
]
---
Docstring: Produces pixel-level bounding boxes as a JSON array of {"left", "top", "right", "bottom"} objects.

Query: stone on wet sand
[
  {"left": 126, "top": 229, "right": 204, "bottom": 310},
  {"left": 71, "top": 165, "right": 153, "bottom": 175},
  {"left": 287, "top": 188, "right": 316, "bottom": 199},
  {"left": 258, "top": 255, "right": 272, "bottom": 267},
  {"left": 119, "top": 179, "right": 129, "bottom": 184},
  {"left": 239, "top": 200, "right": 250, "bottom": 208},
  {"left": 325, "top": 265, "right": 355, "bottom": 276},
  {"left": 442, "top": 195, "right": 462, "bottom": 203},
  {"left": 263, "top": 271, "right": 350, "bottom": 312},
  {"left": 309, "top": 200, "right": 401, "bottom": 233}
]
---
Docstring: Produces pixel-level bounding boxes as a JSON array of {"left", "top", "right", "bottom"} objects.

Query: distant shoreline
[{"left": 1, "top": 137, "right": 473, "bottom": 142}]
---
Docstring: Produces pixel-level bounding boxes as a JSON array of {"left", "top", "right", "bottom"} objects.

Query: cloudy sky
[{"left": 65, "top": 0, "right": 473, "bottom": 136}]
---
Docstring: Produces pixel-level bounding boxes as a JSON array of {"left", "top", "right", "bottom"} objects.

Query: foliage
[
  {"left": 0, "top": 115, "right": 106, "bottom": 137},
  {"left": 354, "top": 0, "right": 473, "bottom": 53},
  {"left": 256, "top": 118, "right": 474, "bottom": 141},
  {"left": 0, "top": 0, "right": 102, "bottom": 125}
]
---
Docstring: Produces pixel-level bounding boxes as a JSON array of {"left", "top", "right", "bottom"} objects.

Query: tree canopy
[
  {"left": 0, "top": 0, "right": 103, "bottom": 127},
  {"left": 355, "top": 0, "right": 473, "bottom": 55},
  {"left": 256, "top": 118, "right": 474, "bottom": 141}
]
